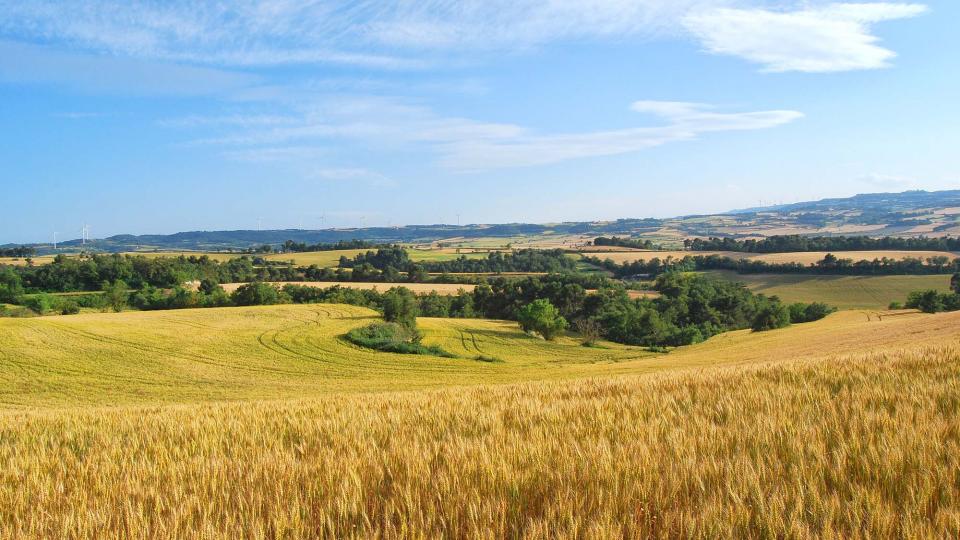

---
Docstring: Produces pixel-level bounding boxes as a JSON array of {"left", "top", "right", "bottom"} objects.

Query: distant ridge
[
  {"left": 4, "top": 190, "right": 958, "bottom": 253},
  {"left": 727, "top": 190, "right": 960, "bottom": 215}
]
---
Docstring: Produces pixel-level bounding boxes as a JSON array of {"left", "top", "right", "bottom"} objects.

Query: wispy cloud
[
  {"left": 0, "top": 1, "right": 926, "bottom": 73},
  {"left": 442, "top": 101, "right": 802, "bottom": 170},
  {"left": 684, "top": 3, "right": 928, "bottom": 72},
  {"left": 52, "top": 111, "right": 104, "bottom": 119},
  {"left": 0, "top": 40, "right": 256, "bottom": 95},
  {"left": 178, "top": 97, "right": 801, "bottom": 171}
]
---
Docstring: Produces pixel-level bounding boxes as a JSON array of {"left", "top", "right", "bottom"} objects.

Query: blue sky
[{"left": 1, "top": 1, "right": 957, "bottom": 243}]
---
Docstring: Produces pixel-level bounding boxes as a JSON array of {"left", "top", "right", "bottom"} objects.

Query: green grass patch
[
  {"left": 346, "top": 322, "right": 458, "bottom": 358},
  {"left": 705, "top": 271, "right": 953, "bottom": 310}
]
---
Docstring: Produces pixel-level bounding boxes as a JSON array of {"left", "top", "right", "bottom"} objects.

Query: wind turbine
[
  {"left": 52, "top": 231, "right": 59, "bottom": 250},
  {"left": 257, "top": 217, "right": 263, "bottom": 232}
]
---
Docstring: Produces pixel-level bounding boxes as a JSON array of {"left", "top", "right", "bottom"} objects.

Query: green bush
[
  {"left": 787, "top": 302, "right": 837, "bottom": 323},
  {"left": 345, "top": 323, "right": 456, "bottom": 358},
  {"left": 906, "top": 290, "right": 946, "bottom": 313},
  {"left": 231, "top": 282, "right": 289, "bottom": 306},
  {"left": 752, "top": 304, "right": 791, "bottom": 332},
  {"left": 517, "top": 299, "right": 568, "bottom": 340},
  {"left": 23, "top": 294, "right": 53, "bottom": 315},
  {"left": 60, "top": 301, "right": 81, "bottom": 315}
]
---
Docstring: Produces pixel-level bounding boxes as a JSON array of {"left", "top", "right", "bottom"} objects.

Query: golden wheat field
[
  {"left": 1, "top": 306, "right": 959, "bottom": 537},
  {"left": 586, "top": 249, "right": 960, "bottom": 265}
]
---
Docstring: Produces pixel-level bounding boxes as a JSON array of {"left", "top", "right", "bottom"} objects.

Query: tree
[
  {"left": 231, "top": 282, "right": 287, "bottom": 306},
  {"left": 574, "top": 318, "right": 602, "bottom": 346},
  {"left": 0, "top": 266, "right": 23, "bottom": 303},
  {"left": 751, "top": 303, "right": 791, "bottom": 332},
  {"left": 198, "top": 278, "right": 221, "bottom": 295},
  {"left": 517, "top": 299, "right": 568, "bottom": 340},
  {"left": 952, "top": 273, "right": 960, "bottom": 295},
  {"left": 382, "top": 287, "right": 419, "bottom": 330},
  {"left": 906, "top": 289, "right": 945, "bottom": 314},
  {"left": 102, "top": 280, "right": 129, "bottom": 312}
]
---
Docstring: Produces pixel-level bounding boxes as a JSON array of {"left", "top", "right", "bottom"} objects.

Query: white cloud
[{"left": 683, "top": 3, "right": 928, "bottom": 72}]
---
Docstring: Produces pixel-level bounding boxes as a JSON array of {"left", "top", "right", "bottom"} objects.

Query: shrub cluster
[{"left": 345, "top": 323, "right": 456, "bottom": 358}]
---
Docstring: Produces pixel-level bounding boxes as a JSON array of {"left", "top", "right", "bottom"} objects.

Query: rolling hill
[{"left": 6, "top": 189, "right": 960, "bottom": 254}]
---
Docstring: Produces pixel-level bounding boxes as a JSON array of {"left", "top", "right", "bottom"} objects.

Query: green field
[{"left": 706, "top": 271, "right": 952, "bottom": 309}]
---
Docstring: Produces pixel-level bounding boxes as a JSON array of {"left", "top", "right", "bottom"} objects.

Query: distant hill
[{"left": 5, "top": 190, "right": 958, "bottom": 254}]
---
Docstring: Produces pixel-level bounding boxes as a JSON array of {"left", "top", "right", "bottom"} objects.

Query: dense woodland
[{"left": 686, "top": 234, "right": 960, "bottom": 253}]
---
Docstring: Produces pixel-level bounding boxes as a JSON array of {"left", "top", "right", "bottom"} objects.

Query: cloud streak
[
  {"left": 441, "top": 101, "right": 802, "bottom": 170},
  {"left": 176, "top": 98, "right": 802, "bottom": 171},
  {"left": 0, "top": 2, "right": 926, "bottom": 73}
]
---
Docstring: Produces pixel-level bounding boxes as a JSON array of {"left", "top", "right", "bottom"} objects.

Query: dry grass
[{"left": 0, "top": 255, "right": 57, "bottom": 266}]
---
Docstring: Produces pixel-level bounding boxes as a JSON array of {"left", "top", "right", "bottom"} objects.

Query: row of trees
[
  {"left": 280, "top": 239, "right": 379, "bottom": 253},
  {"left": 0, "top": 247, "right": 36, "bottom": 258},
  {"left": 587, "top": 253, "right": 960, "bottom": 278},
  {"left": 685, "top": 235, "right": 960, "bottom": 253},
  {"left": 340, "top": 248, "right": 578, "bottom": 274},
  {"left": 8, "top": 254, "right": 261, "bottom": 292},
  {"left": 4, "top": 267, "right": 835, "bottom": 347},
  {"left": 591, "top": 237, "right": 659, "bottom": 250}
]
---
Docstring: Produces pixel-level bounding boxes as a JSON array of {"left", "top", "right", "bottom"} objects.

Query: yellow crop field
[
  {"left": 2, "top": 306, "right": 959, "bottom": 536},
  {"left": 219, "top": 281, "right": 476, "bottom": 295},
  {"left": 585, "top": 249, "right": 960, "bottom": 265},
  {"left": 707, "top": 270, "right": 953, "bottom": 309},
  {"left": 0, "top": 255, "right": 56, "bottom": 266}
]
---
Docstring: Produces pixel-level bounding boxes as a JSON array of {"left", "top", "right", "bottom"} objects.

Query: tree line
[
  {"left": 2, "top": 268, "right": 834, "bottom": 348},
  {"left": 591, "top": 237, "right": 660, "bottom": 250},
  {"left": 0, "top": 247, "right": 36, "bottom": 258},
  {"left": 586, "top": 253, "right": 960, "bottom": 278},
  {"left": 339, "top": 247, "right": 578, "bottom": 274},
  {"left": 685, "top": 234, "right": 960, "bottom": 253},
  {"left": 280, "top": 239, "right": 381, "bottom": 253}
]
